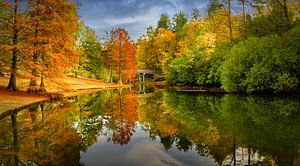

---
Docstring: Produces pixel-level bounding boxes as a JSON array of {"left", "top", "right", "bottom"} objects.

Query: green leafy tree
[
  {"left": 172, "top": 11, "right": 188, "bottom": 33},
  {"left": 157, "top": 14, "right": 171, "bottom": 30},
  {"left": 74, "top": 22, "right": 104, "bottom": 79},
  {"left": 191, "top": 8, "right": 201, "bottom": 21}
]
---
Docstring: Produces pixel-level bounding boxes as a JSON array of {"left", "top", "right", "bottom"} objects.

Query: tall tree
[
  {"left": 74, "top": 22, "right": 102, "bottom": 79},
  {"left": 226, "top": 0, "right": 233, "bottom": 42},
  {"left": 26, "top": 0, "right": 79, "bottom": 93},
  {"left": 123, "top": 40, "right": 136, "bottom": 83},
  {"left": 104, "top": 34, "right": 114, "bottom": 83},
  {"left": 109, "top": 28, "right": 136, "bottom": 85},
  {"left": 0, "top": 0, "right": 27, "bottom": 91},
  {"left": 0, "top": 0, "right": 7, "bottom": 76},
  {"left": 26, "top": 0, "right": 43, "bottom": 93},
  {"left": 206, "top": 9, "right": 240, "bottom": 43}
]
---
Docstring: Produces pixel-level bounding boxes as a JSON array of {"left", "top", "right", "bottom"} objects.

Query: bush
[
  {"left": 166, "top": 52, "right": 197, "bottom": 85},
  {"left": 221, "top": 30, "right": 300, "bottom": 93},
  {"left": 166, "top": 48, "right": 224, "bottom": 86}
]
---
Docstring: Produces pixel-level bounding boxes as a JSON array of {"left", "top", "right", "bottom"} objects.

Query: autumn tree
[
  {"left": 136, "top": 27, "right": 159, "bottom": 73},
  {"left": 0, "top": 0, "right": 26, "bottom": 91},
  {"left": 108, "top": 28, "right": 136, "bottom": 85},
  {"left": 25, "top": 0, "right": 45, "bottom": 93},
  {"left": 206, "top": 0, "right": 241, "bottom": 43},
  {"left": 123, "top": 40, "right": 137, "bottom": 82},
  {"left": 136, "top": 26, "right": 176, "bottom": 78},
  {"left": 25, "top": 0, "right": 79, "bottom": 93},
  {"left": 153, "top": 28, "right": 177, "bottom": 74}
]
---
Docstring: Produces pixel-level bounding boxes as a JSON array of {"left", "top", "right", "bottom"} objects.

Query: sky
[{"left": 77, "top": 0, "right": 211, "bottom": 40}]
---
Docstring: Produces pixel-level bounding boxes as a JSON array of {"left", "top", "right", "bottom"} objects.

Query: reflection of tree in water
[
  {"left": 24, "top": 104, "right": 82, "bottom": 166},
  {"left": 138, "top": 91, "right": 300, "bottom": 166},
  {"left": 0, "top": 102, "right": 82, "bottom": 166},
  {"left": 0, "top": 89, "right": 138, "bottom": 165},
  {"left": 0, "top": 89, "right": 299, "bottom": 165},
  {"left": 104, "top": 89, "right": 138, "bottom": 145},
  {"left": 74, "top": 92, "right": 108, "bottom": 151},
  {"left": 138, "top": 91, "right": 179, "bottom": 150}
]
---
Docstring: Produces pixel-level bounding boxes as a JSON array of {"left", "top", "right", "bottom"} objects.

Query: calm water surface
[{"left": 0, "top": 86, "right": 300, "bottom": 166}]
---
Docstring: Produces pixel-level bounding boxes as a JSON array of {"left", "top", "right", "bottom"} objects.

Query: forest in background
[
  {"left": 0, "top": 0, "right": 300, "bottom": 94},
  {"left": 137, "top": 0, "right": 300, "bottom": 93}
]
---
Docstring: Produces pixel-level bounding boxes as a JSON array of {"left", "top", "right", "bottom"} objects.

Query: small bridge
[
  {"left": 137, "top": 70, "right": 155, "bottom": 82},
  {"left": 137, "top": 70, "right": 155, "bottom": 75}
]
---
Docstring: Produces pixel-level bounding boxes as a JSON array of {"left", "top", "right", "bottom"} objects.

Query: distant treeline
[{"left": 136, "top": 0, "right": 300, "bottom": 93}]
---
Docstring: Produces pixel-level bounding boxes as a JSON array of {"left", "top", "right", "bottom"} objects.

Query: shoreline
[
  {"left": 1, "top": 80, "right": 299, "bottom": 120},
  {"left": 0, "top": 84, "right": 132, "bottom": 120}
]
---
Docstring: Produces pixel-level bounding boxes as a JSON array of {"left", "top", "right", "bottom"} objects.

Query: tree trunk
[
  {"left": 39, "top": 71, "right": 46, "bottom": 93},
  {"left": 27, "top": 67, "right": 39, "bottom": 94},
  {"left": 282, "top": 0, "right": 290, "bottom": 28},
  {"left": 27, "top": 49, "right": 39, "bottom": 92},
  {"left": 39, "top": 54, "right": 46, "bottom": 93},
  {"left": 40, "top": 104, "right": 45, "bottom": 121},
  {"left": 248, "top": 147, "right": 251, "bottom": 165},
  {"left": 242, "top": 0, "right": 246, "bottom": 25},
  {"left": 11, "top": 110, "right": 19, "bottom": 166},
  {"left": 118, "top": 39, "right": 122, "bottom": 85},
  {"left": 233, "top": 134, "right": 236, "bottom": 166},
  {"left": 227, "top": 0, "right": 233, "bottom": 42},
  {"left": 110, "top": 65, "right": 113, "bottom": 83},
  {"left": 118, "top": 75, "right": 122, "bottom": 85},
  {"left": 27, "top": 3, "right": 40, "bottom": 94},
  {"left": 7, "top": 51, "right": 18, "bottom": 91},
  {"left": 7, "top": 0, "right": 19, "bottom": 91},
  {"left": 276, "top": 0, "right": 290, "bottom": 28},
  {"left": 29, "top": 106, "right": 39, "bottom": 147}
]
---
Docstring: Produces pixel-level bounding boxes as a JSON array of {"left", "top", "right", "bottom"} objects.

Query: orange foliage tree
[
  {"left": 0, "top": 0, "right": 27, "bottom": 91},
  {"left": 123, "top": 40, "right": 137, "bottom": 82},
  {"left": 25, "top": 0, "right": 79, "bottom": 93},
  {"left": 0, "top": 0, "right": 79, "bottom": 92},
  {"left": 108, "top": 28, "right": 136, "bottom": 85}
]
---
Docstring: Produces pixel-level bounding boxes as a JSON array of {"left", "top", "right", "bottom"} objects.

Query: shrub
[{"left": 221, "top": 30, "right": 300, "bottom": 93}]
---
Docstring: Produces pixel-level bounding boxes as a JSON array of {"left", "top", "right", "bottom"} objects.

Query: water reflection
[
  {"left": 0, "top": 101, "right": 82, "bottom": 166},
  {"left": 0, "top": 88, "right": 299, "bottom": 166},
  {"left": 103, "top": 89, "right": 138, "bottom": 145},
  {"left": 138, "top": 91, "right": 300, "bottom": 165}
]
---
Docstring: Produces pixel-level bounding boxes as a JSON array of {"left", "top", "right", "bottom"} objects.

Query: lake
[{"left": 0, "top": 86, "right": 299, "bottom": 166}]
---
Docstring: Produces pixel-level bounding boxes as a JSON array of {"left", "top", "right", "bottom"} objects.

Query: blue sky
[{"left": 77, "top": 0, "right": 245, "bottom": 40}]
